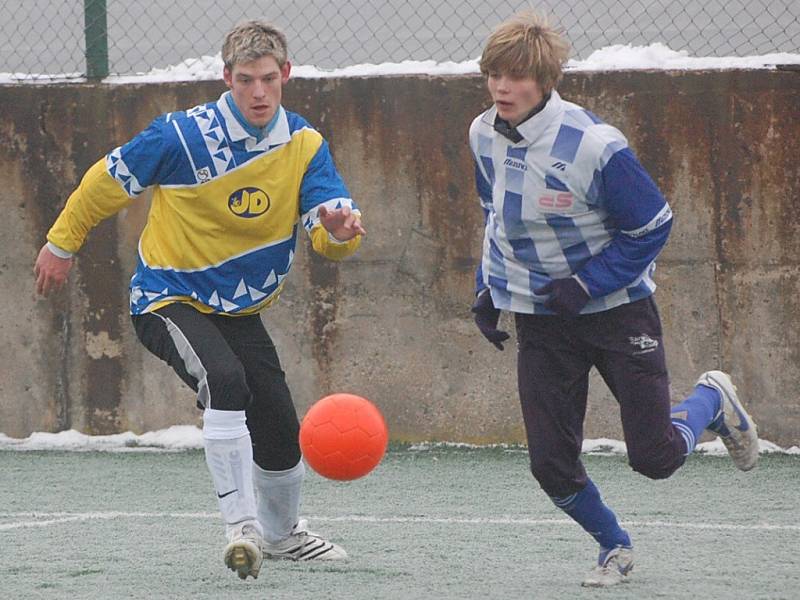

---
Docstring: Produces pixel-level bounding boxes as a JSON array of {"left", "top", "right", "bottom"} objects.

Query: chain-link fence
[{"left": 3, "top": 0, "right": 799, "bottom": 80}]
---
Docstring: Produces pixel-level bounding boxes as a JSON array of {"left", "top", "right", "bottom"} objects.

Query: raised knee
[
  {"left": 629, "top": 454, "right": 682, "bottom": 480},
  {"left": 206, "top": 363, "right": 251, "bottom": 411}
]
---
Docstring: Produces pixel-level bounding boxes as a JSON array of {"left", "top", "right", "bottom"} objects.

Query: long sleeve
[
  {"left": 576, "top": 148, "right": 673, "bottom": 298},
  {"left": 46, "top": 159, "right": 133, "bottom": 254},
  {"left": 300, "top": 138, "right": 362, "bottom": 261},
  {"left": 474, "top": 160, "right": 492, "bottom": 295},
  {"left": 47, "top": 116, "right": 170, "bottom": 254},
  {"left": 308, "top": 226, "right": 362, "bottom": 261}
]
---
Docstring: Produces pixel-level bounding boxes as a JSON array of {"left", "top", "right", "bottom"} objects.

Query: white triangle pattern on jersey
[
  {"left": 248, "top": 286, "right": 267, "bottom": 301},
  {"left": 263, "top": 270, "right": 277, "bottom": 288},
  {"left": 106, "top": 147, "right": 145, "bottom": 196},
  {"left": 131, "top": 268, "right": 288, "bottom": 314},
  {"left": 192, "top": 108, "right": 233, "bottom": 177},
  {"left": 233, "top": 278, "right": 248, "bottom": 299},
  {"left": 221, "top": 297, "right": 239, "bottom": 311}
]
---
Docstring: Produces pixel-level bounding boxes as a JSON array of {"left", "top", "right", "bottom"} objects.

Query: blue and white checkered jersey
[{"left": 468, "top": 90, "right": 672, "bottom": 315}]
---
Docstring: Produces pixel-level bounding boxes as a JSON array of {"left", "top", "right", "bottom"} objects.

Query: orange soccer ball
[{"left": 299, "top": 393, "right": 389, "bottom": 481}]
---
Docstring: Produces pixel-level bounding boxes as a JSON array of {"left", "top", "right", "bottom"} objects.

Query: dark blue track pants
[{"left": 515, "top": 296, "right": 687, "bottom": 497}]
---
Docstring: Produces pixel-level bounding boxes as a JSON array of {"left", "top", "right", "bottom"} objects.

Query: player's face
[
  {"left": 486, "top": 72, "right": 544, "bottom": 127},
  {"left": 223, "top": 55, "right": 291, "bottom": 128}
]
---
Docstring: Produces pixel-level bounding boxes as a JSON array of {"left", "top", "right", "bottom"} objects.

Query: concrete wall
[{"left": 1, "top": 70, "right": 798, "bottom": 445}]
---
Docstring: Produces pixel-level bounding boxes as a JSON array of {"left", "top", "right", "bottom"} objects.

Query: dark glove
[
  {"left": 471, "top": 290, "right": 510, "bottom": 350},
  {"left": 534, "top": 277, "right": 591, "bottom": 317}
]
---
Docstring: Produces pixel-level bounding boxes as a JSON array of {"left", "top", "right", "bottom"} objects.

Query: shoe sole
[
  {"left": 581, "top": 568, "right": 632, "bottom": 587},
  {"left": 581, "top": 576, "right": 630, "bottom": 588},
  {"left": 224, "top": 541, "right": 262, "bottom": 580},
  {"left": 701, "top": 371, "right": 759, "bottom": 471}
]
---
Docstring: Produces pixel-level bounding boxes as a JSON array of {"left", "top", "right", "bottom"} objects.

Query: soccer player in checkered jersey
[
  {"left": 34, "top": 20, "right": 362, "bottom": 580},
  {"left": 468, "top": 11, "right": 759, "bottom": 587}
]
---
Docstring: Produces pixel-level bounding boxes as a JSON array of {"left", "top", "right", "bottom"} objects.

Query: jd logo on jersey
[{"left": 228, "top": 187, "right": 271, "bottom": 218}]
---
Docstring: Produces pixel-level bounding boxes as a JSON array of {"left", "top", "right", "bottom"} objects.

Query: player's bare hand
[
  {"left": 34, "top": 244, "right": 73, "bottom": 297},
  {"left": 318, "top": 205, "right": 366, "bottom": 241}
]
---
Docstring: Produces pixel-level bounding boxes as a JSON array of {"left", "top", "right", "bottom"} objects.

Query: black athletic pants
[
  {"left": 515, "top": 296, "right": 687, "bottom": 497},
  {"left": 132, "top": 303, "right": 301, "bottom": 471}
]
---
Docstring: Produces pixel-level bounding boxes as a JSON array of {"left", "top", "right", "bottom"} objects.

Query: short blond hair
[
  {"left": 222, "top": 20, "right": 288, "bottom": 69},
  {"left": 479, "top": 11, "right": 570, "bottom": 93}
]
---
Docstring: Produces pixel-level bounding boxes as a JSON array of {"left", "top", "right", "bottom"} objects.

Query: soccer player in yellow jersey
[{"left": 34, "top": 20, "right": 363, "bottom": 579}]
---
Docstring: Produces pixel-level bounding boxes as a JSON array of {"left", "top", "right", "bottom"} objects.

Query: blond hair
[
  {"left": 479, "top": 11, "right": 570, "bottom": 93},
  {"left": 222, "top": 20, "right": 288, "bottom": 69}
]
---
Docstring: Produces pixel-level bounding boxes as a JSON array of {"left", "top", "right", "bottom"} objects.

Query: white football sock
[
  {"left": 253, "top": 459, "right": 305, "bottom": 543},
  {"left": 202, "top": 409, "right": 260, "bottom": 535}
]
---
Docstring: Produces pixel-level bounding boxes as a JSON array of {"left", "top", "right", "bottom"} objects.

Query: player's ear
[
  {"left": 223, "top": 65, "right": 233, "bottom": 88},
  {"left": 280, "top": 61, "right": 291, "bottom": 84}
]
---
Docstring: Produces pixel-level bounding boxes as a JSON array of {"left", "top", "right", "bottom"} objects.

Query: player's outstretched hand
[
  {"left": 34, "top": 244, "right": 73, "bottom": 297},
  {"left": 319, "top": 205, "right": 366, "bottom": 241},
  {"left": 471, "top": 289, "right": 510, "bottom": 350}
]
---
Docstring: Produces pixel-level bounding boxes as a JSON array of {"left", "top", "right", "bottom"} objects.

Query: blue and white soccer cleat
[
  {"left": 582, "top": 545, "right": 634, "bottom": 587},
  {"left": 223, "top": 520, "right": 264, "bottom": 580},
  {"left": 262, "top": 519, "right": 347, "bottom": 561},
  {"left": 699, "top": 370, "right": 759, "bottom": 471}
]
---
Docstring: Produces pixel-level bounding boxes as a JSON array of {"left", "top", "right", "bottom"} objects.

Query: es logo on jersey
[
  {"left": 228, "top": 187, "right": 271, "bottom": 218},
  {"left": 538, "top": 192, "right": 574, "bottom": 211}
]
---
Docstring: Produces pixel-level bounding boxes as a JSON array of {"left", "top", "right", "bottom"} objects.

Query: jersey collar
[
  {"left": 217, "top": 91, "right": 291, "bottom": 149},
  {"left": 513, "top": 90, "right": 563, "bottom": 144},
  {"left": 486, "top": 90, "right": 564, "bottom": 145}
]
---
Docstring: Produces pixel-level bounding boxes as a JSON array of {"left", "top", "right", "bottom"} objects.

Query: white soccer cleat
[
  {"left": 223, "top": 520, "right": 264, "bottom": 580},
  {"left": 698, "top": 370, "right": 759, "bottom": 471},
  {"left": 581, "top": 546, "right": 634, "bottom": 587},
  {"left": 262, "top": 519, "right": 348, "bottom": 561}
]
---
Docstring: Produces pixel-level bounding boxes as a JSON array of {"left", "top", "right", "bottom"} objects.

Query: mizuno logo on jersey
[{"left": 503, "top": 157, "right": 527, "bottom": 171}]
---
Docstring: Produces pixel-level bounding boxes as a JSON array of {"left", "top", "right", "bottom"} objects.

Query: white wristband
[
  {"left": 327, "top": 231, "right": 349, "bottom": 245},
  {"left": 46, "top": 242, "right": 74, "bottom": 259}
]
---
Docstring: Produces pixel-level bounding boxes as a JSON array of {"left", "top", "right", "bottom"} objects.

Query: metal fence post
[{"left": 84, "top": 0, "right": 109, "bottom": 79}]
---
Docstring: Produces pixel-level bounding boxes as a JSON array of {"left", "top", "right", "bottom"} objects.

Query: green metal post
[{"left": 84, "top": 0, "right": 109, "bottom": 79}]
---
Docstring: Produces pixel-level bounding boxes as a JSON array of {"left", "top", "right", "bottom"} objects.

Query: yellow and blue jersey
[{"left": 48, "top": 91, "right": 361, "bottom": 315}]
